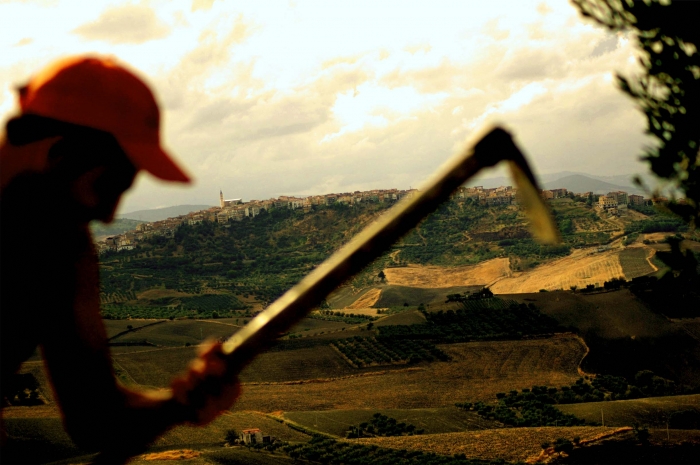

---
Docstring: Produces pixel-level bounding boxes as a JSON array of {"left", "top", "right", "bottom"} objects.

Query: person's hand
[{"left": 170, "top": 340, "right": 240, "bottom": 425}]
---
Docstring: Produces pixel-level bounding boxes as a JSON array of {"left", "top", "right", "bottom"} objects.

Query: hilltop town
[{"left": 96, "top": 185, "right": 651, "bottom": 254}]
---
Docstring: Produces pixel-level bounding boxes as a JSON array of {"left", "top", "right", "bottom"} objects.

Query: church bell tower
[{"left": 220, "top": 189, "right": 225, "bottom": 208}]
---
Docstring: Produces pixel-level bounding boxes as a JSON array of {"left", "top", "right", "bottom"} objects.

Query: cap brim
[{"left": 120, "top": 141, "right": 191, "bottom": 183}]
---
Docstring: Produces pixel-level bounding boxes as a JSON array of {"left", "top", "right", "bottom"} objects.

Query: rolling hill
[{"left": 118, "top": 204, "right": 214, "bottom": 222}]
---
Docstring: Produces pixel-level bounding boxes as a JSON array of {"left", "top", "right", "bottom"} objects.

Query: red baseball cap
[{"left": 17, "top": 56, "right": 190, "bottom": 183}]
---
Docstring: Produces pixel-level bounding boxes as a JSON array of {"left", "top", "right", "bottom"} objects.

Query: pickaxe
[{"left": 220, "top": 124, "right": 559, "bottom": 369}]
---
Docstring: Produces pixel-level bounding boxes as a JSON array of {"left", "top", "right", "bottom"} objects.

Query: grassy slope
[
  {"left": 557, "top": 394, "right": 700, "bottom": 428},
  {"left": 504, "top": 289, "right": 700, "bottom": 386},
  {"left": 373, "top": 285, "right": 478, "bottom": 308},
  {"left": 351, "top": 426, "right": 616, "bottom": 463},
  {"left": 283, "top": 406, "right": 499, "bottom": 437}
]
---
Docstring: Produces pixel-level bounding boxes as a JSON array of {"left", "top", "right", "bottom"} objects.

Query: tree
[
  {"left": 225, "top": 429, "right": 239, "bottom": 445},
  {"left": 573, "top": 0, "right": 700, "bottom": 225}
]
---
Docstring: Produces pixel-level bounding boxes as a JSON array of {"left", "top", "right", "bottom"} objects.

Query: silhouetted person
[{"left": 0, "top": 57, "right": 239, "bottom": 461}]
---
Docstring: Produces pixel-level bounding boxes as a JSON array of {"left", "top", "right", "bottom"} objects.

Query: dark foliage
[
  {"left": 573, "top": 0, "right": 700, "bottom": 225},
  {"left": 378, "top": 299, "right": 560, "bottom": 342},
  {"left": 345, "top": 413, "right": 424, "bottom": 438}
]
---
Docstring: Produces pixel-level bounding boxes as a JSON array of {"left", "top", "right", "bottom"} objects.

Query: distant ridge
[
  {"left": 118, "top": 204, "right": 214, "bottom": 222},
  {"left": 471, "top": 171, "right": 646, "bottom": 195},
  {"left": 542, "top": 174, "right": 644, "bottom": 195}
]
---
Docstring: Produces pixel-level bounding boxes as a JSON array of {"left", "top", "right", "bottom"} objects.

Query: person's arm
[{"left": 40, "top": 228, "right": 238, "bottom": 457}]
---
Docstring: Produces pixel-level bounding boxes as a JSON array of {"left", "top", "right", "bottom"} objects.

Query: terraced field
[{"left": 619, "top": 247, "right": 656, "bottom": 279}]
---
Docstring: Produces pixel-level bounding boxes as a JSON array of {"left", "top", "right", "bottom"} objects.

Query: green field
[
  {"left": 283, "top": 407, "right": 500, "bottom": 438},
  {"left": 557, "top": 394, "right": 700, "bottom": 428},
  {"left": 619, "top": 248, "right": 655, "bottom": 279}
]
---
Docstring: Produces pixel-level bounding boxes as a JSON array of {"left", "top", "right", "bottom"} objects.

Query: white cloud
[
  {"left": 0, "top": 0, "right": 649, "bottom": 213},
  {"left": 72, "top": 4, "right": 170, "bottom": 44}
]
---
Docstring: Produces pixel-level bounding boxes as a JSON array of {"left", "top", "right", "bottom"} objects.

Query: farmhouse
[{"left": 239, "top": 428, "right": 274, "bottom": 445}]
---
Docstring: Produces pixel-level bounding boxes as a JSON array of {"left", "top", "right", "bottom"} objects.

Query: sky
[{"left": 0, "top": 0, "right": 650, "bottom": 213}]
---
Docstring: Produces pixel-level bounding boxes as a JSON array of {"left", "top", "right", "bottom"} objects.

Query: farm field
[
  {"left": 350, "top": 426, "right": 617, "bottom": 462},
  {"left": 374, "top": 309, "right": 426, "bottom": 326},
  {"left": 557, "top": 394, "right": 700, "bottom": 428},
  {"left": 382, "top": 258, "right": 511, "bottom": 288},
  {"left": 229, "top": 336, "right": 586, "bottom": 412},
  {"left": 112, "top": 343, "right": 373, "bottom": 387},
  {"left": 104, "top": 319, "right": 165, "bottom": 339},
  {"left": 283, "top": 406, "right": 499, "bottom": 437},
  {"left": 490, "top": 248, "right": 624, "bottom": 293},
  {"left": 345, "top": 288, "right": 382, "bottom": 308},
  {"left": 372, "top": 285, "right": 478, "bottom": 308},
  {"left": 618, "top": 247, "right": 656, "bottom": 279},
  {"left": 107, "top": 316, "right": 351, "bottom": 347},
  {"left": 108, "top": 335, "right": 586, "bottom": 405},
  {"left": 111, "top": 319, "right": 240, "bottom": 347}
]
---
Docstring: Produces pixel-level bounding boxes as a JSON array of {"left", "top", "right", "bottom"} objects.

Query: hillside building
[
  {"left": 629, "top": 194, "right": 645, "bottom": 206},
  {"left": 607, "top": 191, "right": 628, "bottom": 205},
  {"left": 598, "top": 195, "right": 618, "bottom": 210}
]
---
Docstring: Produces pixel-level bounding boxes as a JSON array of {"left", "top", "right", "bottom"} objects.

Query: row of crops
[
  {"left": 101, "top": 304, "right": 217, "bottom": 320},
  {"left": 378, "top": 299, "right": 560, "bottom": 342},
  {"left": 99, "top": 290, "right": 136, "bottom": 304},
  {"left": 456, "top": 399, "right": 585, "bottom": 428},
  {"left": 101, "top": 293, "right": 248, "bottom": 320},
  {"left": 310, "top": 311, "right": 379, "bottom": 325},
  {"left": 277, "top": 436, "right": 509, "bottom": 465},
  {"left": 331, "top": 336, "right": 449, "bottom": 368},
  {"left": 178, "top": 294, "right": 247, "bottom": 311}
]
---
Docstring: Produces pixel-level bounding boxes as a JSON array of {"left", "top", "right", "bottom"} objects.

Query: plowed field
[
  {"left": 490, "top": 248, "right": 624, "bottom": 293},
  {"left": 345, "top": 288, "right": 382, "bottom": 308},
  {"left": 383, "top": 258, "right": 511, "bottom": 288}
]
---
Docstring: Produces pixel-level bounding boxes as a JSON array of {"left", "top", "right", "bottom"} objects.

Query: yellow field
[
  {"left": 334, "top": 308, "right": 380, "bottom": 316},
  {"left": 490, "top": 248, "right": 625, "bottom": 293},
  {"left": 345, "top": 288, "right": 382, "bottom": 308},
  {"left": 350, "top": 426, "right": 622, "bottom": 462},
  {"left": 383, "top": 258, "right": 511, "bottom": 288}
]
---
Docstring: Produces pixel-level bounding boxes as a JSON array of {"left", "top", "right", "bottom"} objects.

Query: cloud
[
  {"left": 404, "top": 43, "right": 432, "bottom": 55},
  {"left": 494, "top": 47, "right": 568, "bottom": 82},
  {"left": 590, "top": 35, "right": 619, "bottom": 58},
  {"left": 537, "top": 2, "right": 553, "bottom": 15},
  {"left": 105, "top": 3, "right": 646, "bottom": 212},
  {"left": 72, "top": 4, "right": 170, "bottom": 44},
  {"left": 191, "top": 0, "right": 217, "bottom": 12},
  {"left": 13, "top": 38, "right": 33, "bottom": 47}
]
